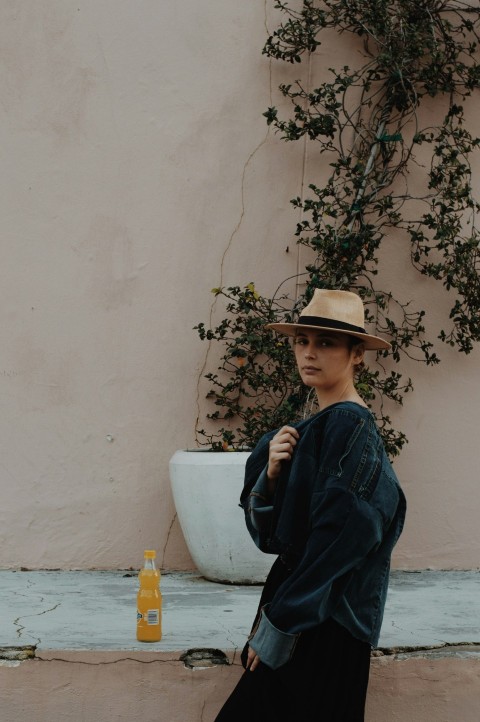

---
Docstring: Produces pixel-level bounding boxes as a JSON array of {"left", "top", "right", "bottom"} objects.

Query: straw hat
[{"left": 267, "top": 289, "right": 391, "bottom": 351}]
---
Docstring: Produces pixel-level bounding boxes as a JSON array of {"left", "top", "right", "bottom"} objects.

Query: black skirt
[{"left": 213, "top": 556, "right": 371, "bottom": 722}]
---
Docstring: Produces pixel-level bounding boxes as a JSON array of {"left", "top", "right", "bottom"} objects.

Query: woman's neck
[{"left": 315, "top": 384, "right": 367, "bottom": 411}]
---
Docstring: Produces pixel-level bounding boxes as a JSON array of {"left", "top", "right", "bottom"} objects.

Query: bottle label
[{"left": 146, "top": 609, "right": 159, "bottom": 625}]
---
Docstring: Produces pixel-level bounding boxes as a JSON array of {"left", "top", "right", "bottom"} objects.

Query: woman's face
[{"left": 293, "top": 329, "right": 363, "bottom": 394}]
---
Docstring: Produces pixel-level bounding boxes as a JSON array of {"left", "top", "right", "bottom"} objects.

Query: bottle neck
[{"left": 143, "top": 557, "right": 156, "bottom": 570}]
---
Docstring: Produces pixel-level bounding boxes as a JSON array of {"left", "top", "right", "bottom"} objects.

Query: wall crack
[
  {"left": 194, "top": 14, "right": 274, "bottom": 442},
  {"left": 14, "top": 602, "right": 61, "bottom": 642}
]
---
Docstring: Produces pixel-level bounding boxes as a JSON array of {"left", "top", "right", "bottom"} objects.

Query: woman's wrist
[{"left": 266, "top": 467, "right": 278, "bottom": 494}]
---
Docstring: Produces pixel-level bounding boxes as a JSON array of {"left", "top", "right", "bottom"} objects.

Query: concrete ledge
[
  {"left": 0, "top": 570, "right": 479, "bottom": 721},
  {"left": 1, "top": 569, "right": 479, "bottom": 653}
]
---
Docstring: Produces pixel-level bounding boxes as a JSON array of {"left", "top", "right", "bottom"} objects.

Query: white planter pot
[{"left": 169, "top": 449, "right": 274, "bottom": 584}]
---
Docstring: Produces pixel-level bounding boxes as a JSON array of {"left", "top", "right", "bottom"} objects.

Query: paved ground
[{"left": 0, "top": 569, "right": 479, "bottom": 656}]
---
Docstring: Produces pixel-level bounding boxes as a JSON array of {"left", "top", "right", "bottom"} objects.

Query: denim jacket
[{"left": 240, "top": 402, "right": 406, "bottom": 670}]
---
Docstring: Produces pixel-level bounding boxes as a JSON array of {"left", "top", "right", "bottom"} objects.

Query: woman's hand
[
  {"left": 246, "top": 646, "right": 261, "bottom": 672},
  {"left": 267, "top": 425, "right": 299, "bottom": 490}
]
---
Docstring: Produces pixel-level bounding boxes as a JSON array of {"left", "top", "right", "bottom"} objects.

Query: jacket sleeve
[
  {"left": 248, "top": 410, "right": 390, "bottom": 669},
  {"left": 240, "top": 430, "right": 277, "bottom": 553},
  {"left": 246, "top": 468, "right": 274, "bottom": 533}
]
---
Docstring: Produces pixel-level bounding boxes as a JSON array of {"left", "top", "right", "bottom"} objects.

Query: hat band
[{"left": 298, "top": 316, "right": 367, "bottom": 335}]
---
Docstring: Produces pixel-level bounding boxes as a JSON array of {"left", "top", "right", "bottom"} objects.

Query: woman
[{"left": 213, "top": 289, "right": 406, "bottom": 722}]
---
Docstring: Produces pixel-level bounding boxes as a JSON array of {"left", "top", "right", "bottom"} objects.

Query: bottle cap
[{"left": 144, "top": 550, "right": 156, "bottom": 558}]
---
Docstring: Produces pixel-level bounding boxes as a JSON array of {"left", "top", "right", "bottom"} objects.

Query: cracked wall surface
[
  {"left": 0, "top": 1, "right": 479, "bottom": 574},
  {"left": 0, "top": 650, "right": 479, "bottom": 722}
]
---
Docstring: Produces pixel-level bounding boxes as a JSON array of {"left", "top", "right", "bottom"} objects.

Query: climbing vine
[{"left": 196, "top": 0, "right": 480, "bottom": 458}]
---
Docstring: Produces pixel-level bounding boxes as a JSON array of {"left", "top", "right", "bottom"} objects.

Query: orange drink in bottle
[{"left": 136, "top": 550, "right": 162, "bottom": 642}]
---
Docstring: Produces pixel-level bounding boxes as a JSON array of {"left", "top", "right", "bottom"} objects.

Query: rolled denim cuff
[{"left": 248, "top": 605, "right": 299, "bottom": 670}]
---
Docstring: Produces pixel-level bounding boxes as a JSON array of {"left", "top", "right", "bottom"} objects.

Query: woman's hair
[
  {"left": 347, "top": 335, "right": 364, "bottom": 350},
  {"left": 347, "top": 336, "right": 365, "bottom": 374}
]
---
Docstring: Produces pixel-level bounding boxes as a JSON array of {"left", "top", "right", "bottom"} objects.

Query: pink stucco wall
[
  {"left": 0, "top": 651, "right": 479, "bottom": 722},
  {"left": 0, "top": 1, "right": 478, "bottom": 571}
]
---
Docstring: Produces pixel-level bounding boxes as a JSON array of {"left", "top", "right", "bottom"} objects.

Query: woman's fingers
[
  {"left": 246, "top": 647, "right": 260, "bottom": 672},
  {"left": 276, "top": 425, "right": 300, "bottom": 439},
  {"left": 272, "top": 426, "right": 299, "bottom": 445},
  {"left": 270, "top": 426, "right": 299, "bottom": 456},
  {"left": 267, "top": 426, "right": 299, "bottom": 481},
  {"left": 249, "top": 654, "right": 260, "bottom": 672}
]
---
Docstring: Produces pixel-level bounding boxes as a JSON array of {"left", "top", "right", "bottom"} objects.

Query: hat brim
[{"left": 266, "top": 322, "right": 391, "bottom": 351}]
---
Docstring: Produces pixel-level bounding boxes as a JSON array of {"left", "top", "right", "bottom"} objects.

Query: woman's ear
[{"left": 352, "top": 342, "right": 365, "bottom": 366}]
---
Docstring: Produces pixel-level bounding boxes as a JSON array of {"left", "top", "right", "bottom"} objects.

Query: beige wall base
[{"left": 0, "top": 650, "right": 479, "bottom": 722}]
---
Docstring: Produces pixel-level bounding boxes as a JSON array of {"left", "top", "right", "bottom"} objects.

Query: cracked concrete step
[
  {"left": 0, "top": 570, "right": 479, "bottom": 722},
  {"left": 0, "top": 569, "right": 479, "bottom": 655}
]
